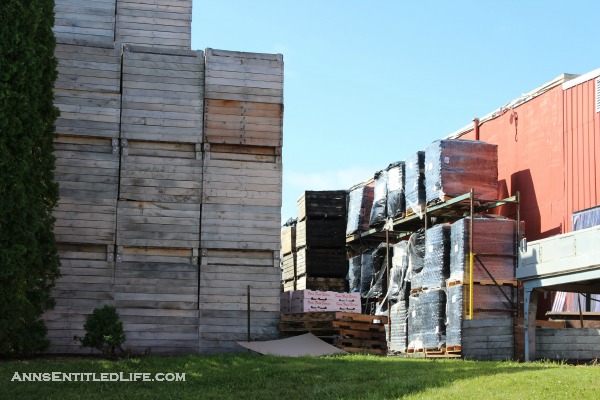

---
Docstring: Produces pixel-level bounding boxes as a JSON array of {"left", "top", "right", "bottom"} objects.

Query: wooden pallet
[
  {"left": 280, "top": 312, "right": 337, "bottom": 322},
  {"left": 332, "top": 321, "right": 386, "bottom": 333},
  {"left": 473, "top": 279, "right": 517, "bottom": 287},
  {"left": 335, "top": 337, "right": 387, "bottom": 350},
  {"left": 335, "top": 312, "right": 388, "bottom": 324},
  {"left": 338, "top": 329, "right": 386, "bottom": 341}
]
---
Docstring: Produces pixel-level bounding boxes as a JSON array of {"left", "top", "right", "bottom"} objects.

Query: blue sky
[{"left": 191, "top": 1, "right": 600, "bottom": 221}]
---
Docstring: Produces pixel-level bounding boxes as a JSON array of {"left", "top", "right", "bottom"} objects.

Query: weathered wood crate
[
  {"left": 201, "top": 144, "right": 282, "bottom": 251},
  {"left": 53, "top": 0, "right": 116, "bottom": 42},
  {"left": 121, "top": 45, "right": 204, "bottom": 143},
  {"left": 297, "top": 190, "right": 347, "bottom": 222},
  {"left": 116, "top": 139, "right": 202, "bottom": 248},
  {"left": 53, "top": 135, "right": 119, "bottom": 245},
  {"left": 296, "top": 247, "right": 347, "bottom": 278},
  {"left": 204, "top": 48, "right": 283, "bottom": 104},
  {"left": 281, "top": 225, "right": 296, "bottom": 256},
  {"left": 43, "top": 243, "right": 115, "bottom": 353},
  {"left": 199, "top": 249, "right": 281, "bottom": 353},
  {"left": 114, "top": 246, "right": 199, "bottom": 354},
  {"left": 461, "top": 317, "right": 514, "bottom": 361},
  {"left": 295, "top": 275, "right": 347, "bottom": 292},
  {"left": 296, "top": 219, "right": 347, "bottom": 249},
  {"left": 54, "top": 39, "right": 121, "bottom": 139},
  {"left": 204, "top": 99, "right": 283, "bottom": 147},
  {"left": 281, "top": 253, "right": 296, "bottom": 282},
  {"left": 116, "top": 0, "right": 192, "bottom": 49}
]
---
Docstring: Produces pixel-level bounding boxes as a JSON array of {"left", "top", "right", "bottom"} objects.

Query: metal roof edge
[
  {"left": 562, "top": 68, "right": 600, "bottom": 90},
  {"left": 446, "top": 73, "right": 581, "bottom": 140}
]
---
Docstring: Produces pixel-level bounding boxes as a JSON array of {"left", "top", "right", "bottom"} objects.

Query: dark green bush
[
  {"left": 0, "top": 0, "right": 60, "bottom": 354},
  {"left": 75, "top": 306, "right": 126, "bottom": 358}
]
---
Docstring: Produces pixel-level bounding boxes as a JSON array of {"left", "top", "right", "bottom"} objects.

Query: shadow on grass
[{"left": 1, "top": 352, "right": 550, "bottom": 400}]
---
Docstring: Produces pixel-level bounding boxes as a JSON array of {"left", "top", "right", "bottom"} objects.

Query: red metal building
[{"left": 449, "top": 68, "right": 600, "bottom": 316}]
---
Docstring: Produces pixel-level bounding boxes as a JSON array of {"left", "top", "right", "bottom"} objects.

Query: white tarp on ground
[{"left": 237, "top": 333, "right": 347, "bottom": 357}]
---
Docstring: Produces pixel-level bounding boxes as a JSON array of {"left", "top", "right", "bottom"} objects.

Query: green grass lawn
[{"left": 1, "top": 353, "right": 599, "bottom": 400}]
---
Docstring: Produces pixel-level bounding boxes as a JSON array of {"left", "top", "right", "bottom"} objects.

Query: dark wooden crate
[{"left": 297, "top": 190, "right": 348, "bottom": 221}]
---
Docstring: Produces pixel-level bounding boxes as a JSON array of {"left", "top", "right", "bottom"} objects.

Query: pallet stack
[
  {"left": 45, "top": 1, "right": 284, "bottom": 354},
  {"left": 289, "top": 191, "right": 348, "bottom": 292},
  {"left": 445, "top": 217, "right": 518, "bottom": 360},
  {"left": 198, "top": 48, "right": 283, "bottom": 353},
  {"left": 407, "top": 224, "right": 451, "bottom": 354},
  {"left": 279, "top": 312, "right": 388, "bottom": 355},
  {"left": 114, "top": 43, "right": 204, "bottom": 354}
]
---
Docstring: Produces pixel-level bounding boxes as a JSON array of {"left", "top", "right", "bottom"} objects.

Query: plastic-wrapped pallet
[
  {"left": 404, "top": 151, "right": 426, "bottom": 216},
  {"left": 360, "top": 249, "right": 374, "bottom": 298},
  {"left": 419, "top": 289, "right": 446, "bottom": 349},
  {"left": 424, "top": 139, "right": 498, "bottom": 204},
  {"left": 390, "top": 300, "right": 408, "bottom": 353},
  {"left": 369, "top": 170, "right": 388, "bottom": 227},
  {"left": 407, "top": 292, "right": 423, "bottom": 351},
  {"left": 407, "top": 229, "right": 425, "bottom": 285},
  {"left": 413, "top": 223, "right": 451, "bottom": 290},
  {"left": 449, "top": 217, "right": 516, "bottom": 283},
  {"left": 386, "top": 161, "right": 405, "bottom": 219},
  {"left": 388, "top": 241, "right": 409, "bottom": 301},
  {"left": 446, "top": 283, "right": 515, "bottom": 348},
  {"left": 348, "top": 255, "right": 362, "bottom": 293},
  {"left": 445, "top": 284, "right": 463, "bottom": 348},
  {"left": 346, "top": 181, "right": 375, "bottom": 235},
  {"left": 365, "top": 242, "right": 388, "bottom": 298}
]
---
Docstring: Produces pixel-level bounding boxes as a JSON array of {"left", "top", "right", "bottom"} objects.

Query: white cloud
[{"left": 284, "top": 166, "right": 374, "bottom": 191}]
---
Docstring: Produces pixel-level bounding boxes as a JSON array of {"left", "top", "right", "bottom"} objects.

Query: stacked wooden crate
[
  {"left": 44, "top": 20, "right": 121, "bottom": 351},
  {"left": 116, "top": 0, "right": 192, "bottom": 49},
  {"left": 445, "top": 217, "right": 517, "bottom": 359},
  {"left": 53, "top": 0, "right": 116, "bottom": 42},
  {"left": 47, "top": 3, "right": 285, "bottom": 355},
  {"left": 114, "top": 44, "right": 204, "bottom": 354},
  {"left": 199, "top": 49, "right": 283, "bottom": 353},
  {"left": 291, "top": 191, "right": 348, "bottom": 292}
]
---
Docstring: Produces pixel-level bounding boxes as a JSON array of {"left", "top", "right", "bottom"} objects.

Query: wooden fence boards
[
  {"left": 116, "top": 0, "right": 192, "bottom": 49},
  {"left": 54, "top": 136, "right": 118, "bottom": 245},
  {"left": 53, "top": 0, "right": 116, "bottom": 42},
  {"left": 120, "top": 46, "right": 204, "bottom": 143}
]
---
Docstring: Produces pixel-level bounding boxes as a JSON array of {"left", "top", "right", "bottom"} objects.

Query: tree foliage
[
  {"left": 75, "top": 306, "right": 126, "bottom": 358},
  {"left": 0, "top": 0, "right": 60, "bottom": 354}
]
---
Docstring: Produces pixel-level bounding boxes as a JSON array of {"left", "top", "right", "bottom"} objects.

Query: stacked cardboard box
[{"left": 290, "top": 290, "right": 361, "bottom": 314}]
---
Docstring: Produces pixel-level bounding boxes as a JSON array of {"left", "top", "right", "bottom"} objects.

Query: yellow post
[{"left": 469, "top": 252, "right": 474, "bottom": 320}]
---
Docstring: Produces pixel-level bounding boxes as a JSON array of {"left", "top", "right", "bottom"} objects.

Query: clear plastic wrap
[
  {"left": 449, "top": 216, "right": 516, "bottom": 283},
  {"left": 388, "top": 241, "right": 409, "bottom": 301},
  {"left": 369, "top": 170, "right": 388, "bottom": 227},
  {"left": 407, "top": 293, "right": 422, "bottom": 350},
  {"left": 386, "top": 161, "right": 405, "bottom": 219},
  {"left": 407, "top": 229, "right": 425, "bottom": 283},
  {"left": 413, "top": 223, "right": 451, "bottom": 290},
  {"left": 404, "top": 151, "right": 426, "bottom": 216},
  {"left": 347, "top": 255, "right": 362, "bottom": 293},
  {"left": 445, "top": 284, "right": 463, "bottom": 347},
  {"left": 346, "top": 181, "right": 375, "bottom": 235},
  {"left": 360, "top": 249, "right": 374, "bottom": 298},
  {"left": 424, "top": 139, "right": 498, "bottom": 204},
  {"left": 419, "top": 289, "right": 446, "bottom": 349},
  {"left": 365, "top": 242, "right": 388, "bottom": 298},
  {"left": 390, "top": 299, "right": 408, "bottom": 353}
]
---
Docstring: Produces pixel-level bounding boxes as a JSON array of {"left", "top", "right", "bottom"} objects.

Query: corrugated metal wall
[{"left": 563, "top": 78, "right": 600, "bottom": 232}]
